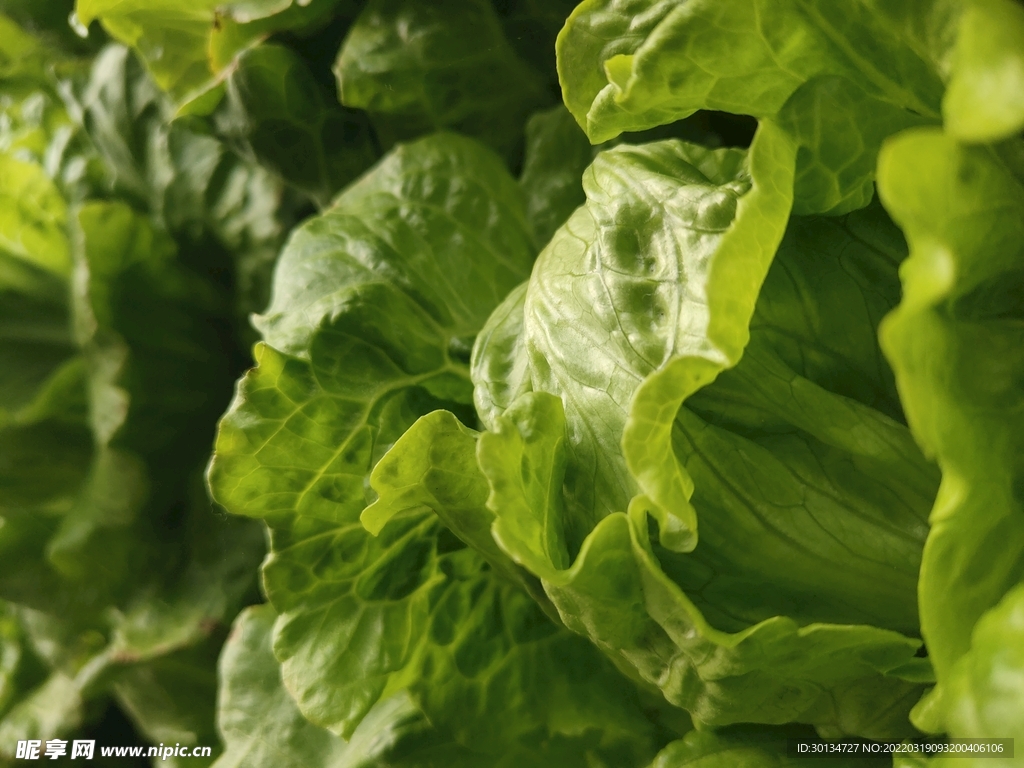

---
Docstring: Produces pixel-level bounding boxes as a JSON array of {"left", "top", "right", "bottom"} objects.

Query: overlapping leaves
[
  {"left": 73, "top": 0, "right": 354, "bottom": 111},
  {"left": 876, "top": 130, "right": 1024, "bottom": 740},
  {"left": 0, "top": 24, "right": 269, "bottom": 761},
  {"left": 364, "top": 127, "right": 936, "bottom": 740},
  {"left": 334, "top": 0, "right": 548, "bottom": 160},
  {"left": 557, "top": 0, "right": 1024, "bottom": 215},
  {"left": 208, "top": 132, "right": 676, "bottom": 764},
  {"left": 25, "top": 0, "right": 1020, "bottom": 762},
  {"left": 0, "top": 184, "right": 263, "bottom": 762}
]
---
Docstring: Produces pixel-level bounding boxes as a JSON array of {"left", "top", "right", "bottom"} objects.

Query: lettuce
[
  {"left": 1, "top": 0, "right": 1021, "bottom": 764},
  {"left": 1, "top": 23, "right": 272, "bottom": 762}
]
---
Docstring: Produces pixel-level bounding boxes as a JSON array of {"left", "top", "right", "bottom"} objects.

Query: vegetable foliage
[{"left": 1, "top": 0, "right": 1021, "bottom": 765}]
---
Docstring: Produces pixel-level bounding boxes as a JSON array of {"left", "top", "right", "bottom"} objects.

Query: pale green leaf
[{"left": 877, "top": 129, "right": 1024, "bottom": 702}]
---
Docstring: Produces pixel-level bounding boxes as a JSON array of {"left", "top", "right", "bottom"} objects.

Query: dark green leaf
[{"left": 335, "top": 0, "right": 548, "bottom": 160}]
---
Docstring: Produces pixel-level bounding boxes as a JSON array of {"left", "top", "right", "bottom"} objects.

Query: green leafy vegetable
[
  {"left": 936, "top": 584, "right": 1024, "bottom": 766},
  {"left": 1, "top": 0, "right": 1021, "bottom": 763},
  {"left": 556, "top": 0, "right": 952, "bottom": 214},
  {"left": 1, "top": 21, "right": 265, "bottom": 760},
  {"left": 73, "top": 0, "right": 350, "bottom": 111},
  {"left": 876, "top": 128, "right": 1024, "bottom": 735},
  {"left": 517, "top": 105, "right": 593, "bottom": 249},
  {"left": 477, "top": 124, "right": 798, "bottom": 551},
  {"left": 942, "top": 0, "right": 1024, "bottom": 142},
  {"left": 335, "top": 0, "right": 549, "bottom": 158},
  {"left": 208, "top": 132, "right": 533, "bottom": 728},
  {"left": 220, "top": 43, "right": 376, "bottom": 207},
  {"left": 209, "top": 131, "right": 679, "bottom": 764}
]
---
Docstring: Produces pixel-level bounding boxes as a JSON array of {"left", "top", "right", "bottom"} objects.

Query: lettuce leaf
[
  {"left": 219, "top": 43, "right": 376, "bottom": 207},
  {"left": 1, "top": 26, "right": 268, "bottom": 756},
  {"left": 942, "top": 0, "right": 1024, "bottom": 142},
  {"left": 3, "top": 0, "right": 1016, "bottom": 761},
  {"left": 370, "top": 128, "right": 934, "bottom": 739},
  {"left": 517, "top": 106, "right": 593, "bottom": 249},
  {"left": 215, "top": 601, "right": 675, "bottom": 768},
  {"left": 334, "top": 0, "right": 548, "bottom": 160},
  {"left": 209, "top": 132, "right": 672, "bottom": 762},
  {"left": 935, "top": 584, "right": 1024, "bottom": 767},
  {"left": 373, "top": 396, "right": 928, "bottom": 740},
  {"left": 477, "top": 125, "right": 795, "bottom": 546},
  {"left": 73, "top": 0, "right": 352, "bottom": 111},
  {"left": 876, "top": 129, "right": 1024, "bottom": 732},
  {"left": 555, "top": 0, "right": 1024, "bottom": 215},
  {"left": 0, "top": 187, "right": 263, "bottom": 757}
]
